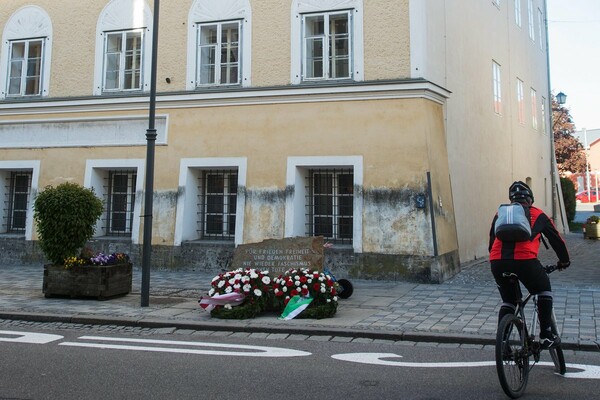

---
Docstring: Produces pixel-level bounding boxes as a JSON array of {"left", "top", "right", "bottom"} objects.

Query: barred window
[
  {"left": 197, "top": 170, "right": 237, "bottom": 241},
  {"left": 305, "top": 169, "right": 353, "bottom": 244},
  {"left": 3, "top": 171, "right": 32, "bottom": 234},
  {"left": 104, "top": 170, "right": 136, "bottom": 236}
]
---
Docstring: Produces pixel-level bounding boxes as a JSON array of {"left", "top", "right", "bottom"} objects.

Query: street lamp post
[
  {"left": 141, "top": 0, "right": 160, "bottom": 307},
  {"left": 583, "top": 128, "right": 591, "bottom": 202},
  {"left": 551, "top": 91, "right": 567, "bottom": 225}
]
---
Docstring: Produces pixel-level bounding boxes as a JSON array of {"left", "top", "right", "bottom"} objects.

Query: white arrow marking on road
[
  {"left": 0, "top": 330, "right": 64, "bottom": 344},
  {"left": 59, "top": 336, "right": 311, "bottom": 357},
  {"left": 332, "top": 353, "right": 496, "bottom": 368},
  {"left": 331, "top": 353, "right": 600, "bottom": 379}
]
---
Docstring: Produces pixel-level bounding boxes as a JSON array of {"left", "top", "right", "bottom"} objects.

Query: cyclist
[{"left": 489, "top": 181, "right": 570, "bottom": 348}]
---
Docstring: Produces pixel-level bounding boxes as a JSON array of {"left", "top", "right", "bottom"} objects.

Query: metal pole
[
  {"left": 584, "top": 128, "right": 592, "bottom": 202},
  {"left": 141, "top": 0, "right": 160, "bottom": 307}
]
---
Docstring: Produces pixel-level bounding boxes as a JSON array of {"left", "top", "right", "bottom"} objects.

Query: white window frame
[
  {"left": 514, "top": 0, "right": 522, "bottom": 27},
  {"left": 301, "top": 11, "right": 353, "bottom": 81},
  {"left": 285, "top": 156, "right": 363, "bottom": 253},
  {"left": 174, "top": 158, "right": 247, "bottom": 246},
  {"left": 291, "top": 0, "right": 363, "bottom": 84},
  {"left": 493, "top": 61, "right": 502, "bottom": 115},
  {"left": 186, "top": 0, "right": 252, "bottom": 89},
  {"left": 517, "top": 78, "right": 525, "bottom": 124},
  {"left": 492, "top": 0, "right": 501, "bottom": 8},
  {"left": 0, "top": 6, "right": 52, "bottom": 100},
  {"left": 527, "top": 0, "right": 535, "bottom": 42},
  {"left": 6, "top": 39, "right": 44, "bottom": 97},
  {"left": 93, "top": 0, "right": 153, "bottom": 95},
  {"left": 0, "top": 160, "right": 40, "bottom": 240},
  {"left": 84, "top": 159, "right": 145, "bottom": 243},
  {"left": 196, "top": 20, "right": 241, "bottom": 86},
  {"left": 530, "top": 88, "right": 538, "bottom": 130},
  {"left": 102, "top": 29, "right": 144, "bottom": 92}
]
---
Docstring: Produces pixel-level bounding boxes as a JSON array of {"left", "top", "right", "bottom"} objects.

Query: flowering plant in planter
[
  {"left": 272, "top": 268, "right": 338, "bottom": 319},
  {"left": 586, "top": 215, "right": 599, "bottom": 224},
  {"left": 63, "top": 250, "right": 131, "bottom": 269},
  {"left": 201, "top": 268, "right": 273, "bottom": 319}
]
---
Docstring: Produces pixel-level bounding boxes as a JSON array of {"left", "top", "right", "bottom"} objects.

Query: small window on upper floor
[
  {"left": 7, "top": 39, "right": 44, "bottom": 97},
  {"left": 197, "top": 21, "right": 241, "bottom": 86},
  {"left": 93, "top": 0, "right": 153, "bottom": 95},
  {"left": 291, "top": 0, "right": 363, "bottom": 85},
  {"left": 517, "top": 78, "right": 525, "bottom": 124},
  {"left": 530, "top": 88, "right": 538, "bottom": 130},
  {"left": 492, "top": 0, "right": 501, "bottom": 8},
  {"left": 527, "top": 0, "right": 535, "bottom": 42},
  {"left": 302, "top": 11, "right": 352, "bottom": 81},
  {"left": 493, "top": 61, "right": 502, "bottom": 115},
  {"left": 186, "top": 0, "right": 251, "bottom": 89},
  {"left": 514, "top": 0, "right": 522, "bottom": 27},
  {"left": 0, "top": 6, "right": 52, "bottom": 99},
  {"left": 103, "top": 30, "right": 144, "bottom": 92}
]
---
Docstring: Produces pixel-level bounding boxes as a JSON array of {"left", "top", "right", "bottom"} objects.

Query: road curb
[{"left": 2, "top": 311, "right": 598, "bottom": 353}]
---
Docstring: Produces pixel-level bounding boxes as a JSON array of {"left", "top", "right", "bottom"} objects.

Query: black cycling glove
[{"left": 557, "top": 261, "right": 570, "bottom": 270}]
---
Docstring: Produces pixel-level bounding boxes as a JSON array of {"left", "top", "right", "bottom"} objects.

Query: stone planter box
[
  {"left": 584, "top": 223, "right": 600, "bottom": 240},
  {"left": 43, "top": 263, "right": 132, "bottom": 300}
]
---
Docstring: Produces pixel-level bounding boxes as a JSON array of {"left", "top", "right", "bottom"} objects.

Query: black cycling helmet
[{"left": 509, "top": 181, "right": 534, "bottom": 205}]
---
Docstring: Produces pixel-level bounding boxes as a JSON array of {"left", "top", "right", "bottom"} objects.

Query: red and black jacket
[{"left": 489, "top": 205, "right": 570, "bottom": 262}]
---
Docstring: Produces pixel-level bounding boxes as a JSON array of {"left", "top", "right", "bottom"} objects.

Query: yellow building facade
[{"left": 0, "top": 0, "right": 556, "bottom": 282}]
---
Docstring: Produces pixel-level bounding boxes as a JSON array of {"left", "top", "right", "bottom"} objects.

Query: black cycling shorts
[{"left": 491, "top": 259, "right": 552, "bottom": 304}]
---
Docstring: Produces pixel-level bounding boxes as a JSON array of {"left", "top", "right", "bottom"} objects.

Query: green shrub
[
  {"left": 560, "top": 177, "right": 576, "bottom": 223},
  {"left": 33, "top": 182, "right": 104, "bottom": 265}
]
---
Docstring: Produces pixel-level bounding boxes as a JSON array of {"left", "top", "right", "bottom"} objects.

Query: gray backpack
[{"left": 494, "top": 203, "right": 532, "bottom": 242}]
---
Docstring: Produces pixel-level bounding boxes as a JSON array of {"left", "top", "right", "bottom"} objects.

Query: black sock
[{"left": 537, "top": 295, "right": 554, "bottom": 335}]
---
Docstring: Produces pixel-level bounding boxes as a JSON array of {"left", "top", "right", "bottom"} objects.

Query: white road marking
[
  {"left": 0, "top": 330, "right": 63, "bottom": 344},
  {"left": 332, "top": 353, "right": 496, "bottom": 368},
  {"left": 331, "top": 352, "right": 600, "bottom": 379},
  {"left": 59, "top": 336, "right": 311, "bottom": 357}
]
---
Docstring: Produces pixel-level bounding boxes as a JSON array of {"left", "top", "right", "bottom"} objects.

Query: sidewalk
[{"left": 1, "top": 232, "right": 598, "bottom": 351}]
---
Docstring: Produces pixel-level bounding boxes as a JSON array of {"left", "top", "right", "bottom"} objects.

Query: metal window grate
[
  {"left": 197, "top": 169, "right": 237, "bottom": 241},
  {"left": 305, "top": 168, "right": 353, "bottom": 245},
  {"left": 103, "top": 169, "right": 136, "bottom": 237},
  {"left": 3, "top": 171, "right": 32, "bottom": 234}
]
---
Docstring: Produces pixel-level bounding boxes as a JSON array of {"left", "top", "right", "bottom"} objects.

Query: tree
[{"left": 552, "top": 95, "right": 587, "bottom": 174}]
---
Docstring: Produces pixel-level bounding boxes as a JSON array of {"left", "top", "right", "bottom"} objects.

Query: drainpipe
[{"left": 427, "top": 172, "right": 438, "bottom": 257}]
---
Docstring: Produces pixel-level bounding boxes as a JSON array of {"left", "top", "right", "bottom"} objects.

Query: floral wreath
[
  {"left": 202, "top": 268, "right": 272, "bottom": 319},
  {"left": 272, "top": 268, "right": 338, "bottom": 319}
]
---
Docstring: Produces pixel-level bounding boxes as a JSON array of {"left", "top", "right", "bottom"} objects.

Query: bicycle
[{"left": 495, "top": 264, "right": 566, "bottom": 398}]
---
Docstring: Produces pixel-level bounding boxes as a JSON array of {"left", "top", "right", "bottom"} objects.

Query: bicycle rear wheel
[{"left": 496, "top": 314, "right": 530, "bottom": 398}]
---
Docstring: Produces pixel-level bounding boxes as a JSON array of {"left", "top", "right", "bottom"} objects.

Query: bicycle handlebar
[{"left": 544, "top": 264, "right": 558, "bottom": 274}]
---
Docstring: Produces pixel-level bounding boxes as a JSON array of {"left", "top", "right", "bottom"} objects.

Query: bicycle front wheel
[{"left": 496, "top": 314, "right": 530, "bottom": 398}]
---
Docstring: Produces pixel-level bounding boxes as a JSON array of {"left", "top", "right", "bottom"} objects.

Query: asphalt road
[{"left": 1, "top": 326, "right": 599, "bottom": 400}]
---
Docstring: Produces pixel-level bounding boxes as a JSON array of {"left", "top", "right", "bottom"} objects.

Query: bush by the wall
[
  {"left": 560, "top": 177, "right": 576, "bottom": 223},
  {"left": 33, "top": 182, "right": 104, "bottom": 265}
]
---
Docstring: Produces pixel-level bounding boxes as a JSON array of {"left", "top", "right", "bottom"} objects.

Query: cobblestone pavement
[{"left": 0, "top": 232, "right": 598, "bottom": 351}]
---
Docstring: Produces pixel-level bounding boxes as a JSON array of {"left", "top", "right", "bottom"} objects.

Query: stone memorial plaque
[{"left": 231, "top": 236, "right": 324, "bottom": 275}]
